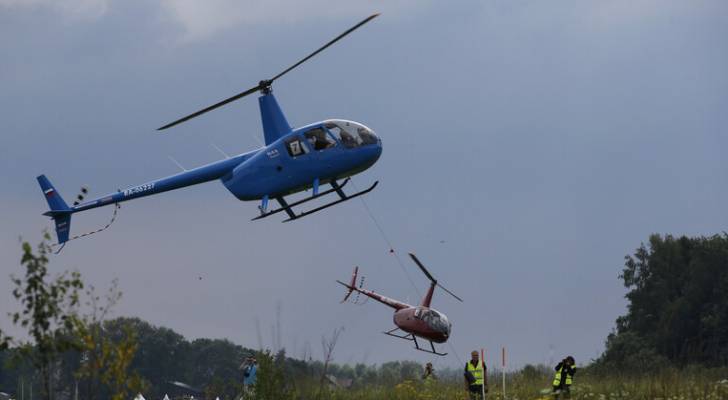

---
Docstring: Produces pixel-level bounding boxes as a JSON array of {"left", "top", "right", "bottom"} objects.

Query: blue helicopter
[{"left": 37, "top": 14, "right": 382, "bottom": 246}]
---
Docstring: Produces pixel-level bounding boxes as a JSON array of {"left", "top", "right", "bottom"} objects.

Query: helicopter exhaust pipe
[{"left": 336, "top": 266, "right": 359, "bottom": 303}]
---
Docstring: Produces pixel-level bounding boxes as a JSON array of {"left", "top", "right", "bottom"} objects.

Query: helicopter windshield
[
  {"left": 418, "top": 309, "right": 451, "bottom": 334},
  {"left": 324, "top": 120, "right": 378, "bottom": 149},
  {"left": 304, "top": 127, "right": 336, "bottom": 151}
]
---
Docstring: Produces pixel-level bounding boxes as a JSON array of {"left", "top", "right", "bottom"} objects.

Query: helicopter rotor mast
[
  {"left": 408, "top": 253, "right": 464, "bottom": 306},
  {"left": 157, "top": 13, "right": 380, "bottom": 131}
]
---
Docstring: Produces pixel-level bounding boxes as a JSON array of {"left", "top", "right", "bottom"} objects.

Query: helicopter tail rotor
[
  {"left": 408, "top": 253, "right": 464, "bottom": 303},
  {"left": 336, "top": 266, "right": 359, "bottom": 303},
  {"left": 158, "top": 13, "right": 380, "bottom": 131}
]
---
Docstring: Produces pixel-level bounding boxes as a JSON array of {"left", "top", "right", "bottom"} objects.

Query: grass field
[{"left": 275, "top": 368, "right": 728, "bottom": 400}]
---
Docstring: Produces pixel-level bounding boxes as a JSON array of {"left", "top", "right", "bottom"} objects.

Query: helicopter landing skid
[
  {"left": 383, "top": 328, "right": 448, "bottom": 356},
  {"left": 383, "top": 327, "right": 415, "bottom": 341},
  {"left": 413, "top": 336, "right": 448, "bottom": 356},
  {"left": 251, "top": 178, "right": 378, "bottom": 222}
]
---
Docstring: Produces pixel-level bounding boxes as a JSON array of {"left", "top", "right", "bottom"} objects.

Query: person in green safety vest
[
  {"left": 422, "top": 362, "right": 437, "bottom": 385},
  {"left": 552, "top": 356, "right": 576, "bottom": 399},
  {"left": 463, "top": 350, "right": 487, "bottom": 399}
]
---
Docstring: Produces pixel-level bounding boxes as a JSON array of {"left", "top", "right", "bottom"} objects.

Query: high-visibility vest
[
  {"left": 552, "top": 366, "right": 573, "bottom": 386},
  {"left": 467, "top": 361, "right": 485, "bottom": 386}
]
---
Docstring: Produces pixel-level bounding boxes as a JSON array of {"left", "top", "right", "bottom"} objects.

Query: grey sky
[{"left": 2, "top": 0, "right": 727, "bottom": 370}]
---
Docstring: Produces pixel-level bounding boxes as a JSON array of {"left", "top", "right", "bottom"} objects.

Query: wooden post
[
  {"left": 502, "top": 347, "right": 506, "bottom": 399},
  {"left": 481, "top": 348, "right": 486, "bottom": 399}
]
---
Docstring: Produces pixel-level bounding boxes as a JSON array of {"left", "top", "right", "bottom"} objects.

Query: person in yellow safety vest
[
  {"left": 464, "top": 350, "right": 487, "bottom": 399},
  {"left": 422, "top": 362, "right": 436, "bottom": 385},
  {"left": 552, "top": 356, "right": 576, "bottom": 399}
]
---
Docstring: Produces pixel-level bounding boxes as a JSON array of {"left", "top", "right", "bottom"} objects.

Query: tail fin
[
  {"left": 336, "top": 266, "right": 359, "bottom": 303},
  {"left": 37, "top": 175, "right": 73, "bottom": 244}
]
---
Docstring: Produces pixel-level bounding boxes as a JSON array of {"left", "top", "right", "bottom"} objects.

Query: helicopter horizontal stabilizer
[{"left": 37, "top": 175, "right": 73, "bottom": 244}]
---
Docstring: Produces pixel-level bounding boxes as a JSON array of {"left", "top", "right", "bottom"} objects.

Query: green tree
[
  {"left": 599, "top": 233, "right": 728, "bottom": 370},
  {"left": 8, "top": 232, "right": 84, "bottom": 400},
  {"left": 76, "top": 318, "right": 147, "bottom": 400},
  {"left": 1, "top": 233, "right": 145, "bottom": 400},
  {"left": 253, "top": 349, "right": 294, "bottom": 400}
]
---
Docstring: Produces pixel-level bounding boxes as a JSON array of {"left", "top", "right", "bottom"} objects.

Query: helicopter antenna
[
  {"left": 210, "top": 143, "right": 230, "bottom": 159},
  {"left": 408, "top": 253, "right": 464, "bottom": 303},
  {"left": 157, "top": 13, "right": 380, "bottom": 131},
  {"left": 167, "top": 155, "right": 187, "bottom": 171}
]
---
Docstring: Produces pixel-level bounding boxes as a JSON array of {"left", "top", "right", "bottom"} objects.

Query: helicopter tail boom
[
  {"left": 337, "top": 266, "right": 411, "bottom": 310},
  {"left": 37, "top": 175, "right": 73, "bottom": 244}
]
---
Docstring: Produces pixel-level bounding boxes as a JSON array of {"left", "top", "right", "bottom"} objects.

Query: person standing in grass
[
  {"left": 423, "top": 362, "right": 437, "bottom": 385},
  {"left": 241, "top": 355, "right": 257, "bottom": 399},
  {"left": 552, "top": 356, "right": 576, "bottom": 399},
  {"left": 464, "top": 350, "right": 487, "bottom": 399}
]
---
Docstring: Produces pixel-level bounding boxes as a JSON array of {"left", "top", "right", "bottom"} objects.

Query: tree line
[{"left": 595, "top": 233, "right": 728, "bottom": 372}]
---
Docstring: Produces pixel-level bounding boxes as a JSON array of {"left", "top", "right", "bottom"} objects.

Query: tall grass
[{"left": 253, "top": 366, "right": 728, "bottom": 400}]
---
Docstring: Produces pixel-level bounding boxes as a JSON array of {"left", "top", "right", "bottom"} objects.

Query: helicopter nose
[{"left": 363, "top": 139, "right": 382, "bottom": 165}]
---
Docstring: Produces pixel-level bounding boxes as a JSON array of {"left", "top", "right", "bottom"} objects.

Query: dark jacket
[{"left": 554, "top": 361, "right": 576, "bottom": 387}]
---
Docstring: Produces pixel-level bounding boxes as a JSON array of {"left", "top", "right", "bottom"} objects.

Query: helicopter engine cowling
[{"left": 222, "top": 150, "right": 283, "bottom": 201}]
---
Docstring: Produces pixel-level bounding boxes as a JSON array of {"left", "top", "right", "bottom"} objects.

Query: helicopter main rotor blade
[
  {"left": 437, "top": 283, "right": 464, "bottom": 303},
  {"left": 409, "top": 253, "right": 464, "bottom": 302},
  {"left": 409, "top": 253, "right": 437, "bottom": 283},
  {"left": 157, "top": 13, "right": 379, "bottom": 132},
  {"left": 270, "top": 13, "right": 380, "bottom": 82},
  {"left": 157, "top": 84, "right": 261, "bottom": 131}
]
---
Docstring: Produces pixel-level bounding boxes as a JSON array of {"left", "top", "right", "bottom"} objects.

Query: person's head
[
  {"left": 471, "top": 350, "right": 479, "bottom": 362},
  {"left": 426, "top": 362, "right": 433, "bottom": 370},
  {"left": 565, "top": 356, "right": 574, "bottom": 366}
]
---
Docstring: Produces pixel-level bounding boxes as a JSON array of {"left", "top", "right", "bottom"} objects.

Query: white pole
[{"left": 501, "top": 347, "right": 506, "bottom": 399}]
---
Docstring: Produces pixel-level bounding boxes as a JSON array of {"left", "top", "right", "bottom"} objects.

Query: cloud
[
  {"left": 158, "top": 0, "right": 406, "bottom": 42},
  {"left": 1, "top": 0, "right": 414, "bottom": 42},
  {"left": 0, "top": 0, "right": 110, "bottom": 20}
]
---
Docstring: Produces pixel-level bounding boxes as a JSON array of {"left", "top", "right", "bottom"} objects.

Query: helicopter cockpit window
[
  {"left": 422, "top": 310, "right": 450, "bottom": 333},
  {"left": 285, "top": 137, "right": 309, "bottom": 157},
  {"left": 324, "top": 120, "right": 378, "bottom": 148},
  {"left": 304, "top": 127, "right": 336, "bottom": 151}
]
